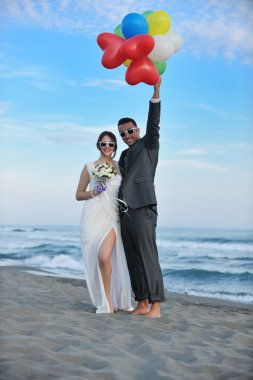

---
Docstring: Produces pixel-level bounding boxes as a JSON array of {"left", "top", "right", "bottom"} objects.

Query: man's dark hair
[{"left": 117, "top": 117, "right": 137, "bottom": 128}]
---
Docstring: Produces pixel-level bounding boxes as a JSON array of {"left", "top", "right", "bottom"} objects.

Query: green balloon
[
  {"left": 142, "top": 10, "right": 153, "bottom": 20},
  {"left": 152, "top": 60, "right": 167, "bottom": 75},
  {"left": 114, "top": 24, "right": 124, "bottom": 37}
]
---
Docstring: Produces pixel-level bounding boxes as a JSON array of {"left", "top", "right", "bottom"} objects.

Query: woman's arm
[{"left": 76, "top": 165, "right": 97, "bottom": 201}]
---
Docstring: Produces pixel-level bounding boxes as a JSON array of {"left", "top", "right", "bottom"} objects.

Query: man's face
[{"left": 118, "top": 122, "right": 140, "bottom": 147}]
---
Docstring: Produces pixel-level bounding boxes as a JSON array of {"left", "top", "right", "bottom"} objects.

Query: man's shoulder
[{"left": 119, "top": 148, "right": 129, "bottom": 158}]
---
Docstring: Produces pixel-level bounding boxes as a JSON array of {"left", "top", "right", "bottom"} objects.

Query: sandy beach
[{"left": 1, "top": 266, "right": 253, "bottom": 380}]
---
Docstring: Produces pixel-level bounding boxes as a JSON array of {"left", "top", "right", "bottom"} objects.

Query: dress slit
[{"left": 97, "top": 227, "right": 116, "bottom": 259}]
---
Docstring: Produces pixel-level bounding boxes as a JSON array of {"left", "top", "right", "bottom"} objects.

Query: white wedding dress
[{"left": 80, "top": 161, "right": 133, "bottom": 313}]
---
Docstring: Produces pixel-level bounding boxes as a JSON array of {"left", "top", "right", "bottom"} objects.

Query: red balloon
[
  {"left": 121, "top": 34, "right": 155, "bottom": 60},
  {"left": 125, "top": 57, "right": 159, "bottom": 85},
  {"left": 97, "top": 32, "right": 158, "bottom": 86},
  {"left": 97, "top": 32, "right": 126, "bottom": 69}
]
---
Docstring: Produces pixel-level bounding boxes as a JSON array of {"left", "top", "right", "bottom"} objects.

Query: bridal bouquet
[{"left": 92, "top": 162, "right": 117, "bottom": 193}]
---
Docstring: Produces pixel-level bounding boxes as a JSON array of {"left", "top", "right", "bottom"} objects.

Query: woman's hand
[{"left": 95, "top": 181, "right": 107, "bottom": 194}]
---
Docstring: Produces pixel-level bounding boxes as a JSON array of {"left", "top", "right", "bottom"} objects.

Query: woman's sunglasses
[
  {"left": 119, "top": 127, "right": 138, "bottom": 138},
  {"left": 99, "top": 141, "right": 116, "bottom": 148}
]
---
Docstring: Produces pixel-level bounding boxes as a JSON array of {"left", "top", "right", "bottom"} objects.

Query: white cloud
[
  {"left": 0, "top": 63, "right": 125, "bottom": 90},
  {"left": 0, "top": 101, "right": 13, "bottom": 115},
  {"left": 1, "top": 0, "right": 253, "bottom": 64},
  {"left": 174, "top": 0, "right": 253, "bottom": 64},
  {"left": 181, "top": 102, "right": 246, "bottom": 121},
  {"left": 159, "top": 158, "right": 231, "bottom": 173},
  {"left": 178, "top": 142, "right": 252, "bottom": 157},
  {"left": 69, "top": 78, "right": 126, "bottom": 89},
  {"left": 0, "top": 64, "right": 45, "bottom": 79},
  {"left": 29, "top": 81, "right": 54, "bottom": 90},
  {"left": 179, "top": 148, "right": 208, "bottom": 156},
  {"left": 0, "top": 115, "right": 115, "bottom": 145},
  {"left": 0, "top": 63, "right": 55, "bottom": 89}
]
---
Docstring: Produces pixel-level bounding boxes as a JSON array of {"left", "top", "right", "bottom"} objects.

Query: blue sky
[{"left": 0, "top": 0, "right": 252, "bottom": 228}]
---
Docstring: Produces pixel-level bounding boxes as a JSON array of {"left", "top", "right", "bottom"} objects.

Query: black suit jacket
[{"left": 118, "top": 101, "right": 160, "bottom": 209}]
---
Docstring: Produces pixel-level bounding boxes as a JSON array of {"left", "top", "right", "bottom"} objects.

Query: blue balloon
[{"left": 121, "top": 13, "right": 148, "bottom": 39}]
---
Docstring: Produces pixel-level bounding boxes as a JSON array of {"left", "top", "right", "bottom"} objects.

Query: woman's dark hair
[{"left": 96, "top": 131, "right": 117, "bottom": 158}]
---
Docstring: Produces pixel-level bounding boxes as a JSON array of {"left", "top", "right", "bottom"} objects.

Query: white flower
[{"left": 92, "top": 162, "right": 117, "bottom": 181}]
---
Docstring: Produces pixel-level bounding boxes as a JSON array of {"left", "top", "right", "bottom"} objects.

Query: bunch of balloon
[{"left": 97, "top": 10, "right": 183, "bottom": 86}]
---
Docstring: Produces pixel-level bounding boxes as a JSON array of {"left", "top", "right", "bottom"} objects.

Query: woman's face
[{"left": 99, "top": 135, "right": 116, "bottom": 158}]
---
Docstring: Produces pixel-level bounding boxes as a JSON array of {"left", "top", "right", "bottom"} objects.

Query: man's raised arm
[{"left": 145, "top": 77, "right": 162, "bottom": 149}]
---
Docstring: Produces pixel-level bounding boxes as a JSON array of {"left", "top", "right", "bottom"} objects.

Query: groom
[{"left": 118, "top": 78, "right": 165, "bottom": 318}]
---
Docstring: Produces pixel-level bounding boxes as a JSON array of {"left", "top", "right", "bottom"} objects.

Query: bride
[{"left": 76, "top": 131, "right": 133, "bottom": 314}]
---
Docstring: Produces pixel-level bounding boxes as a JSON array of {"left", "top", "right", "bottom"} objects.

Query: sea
[{"left": 1, "top": 224, "right": 253, "bottom": 305}]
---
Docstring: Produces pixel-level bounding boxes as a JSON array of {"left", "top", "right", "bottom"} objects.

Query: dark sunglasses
[
  {"left": 119, "top": 127, "right": 138, "bottom": 138},
  {"left": 99, "top": 141, "right": 116, "bottom": 148}
]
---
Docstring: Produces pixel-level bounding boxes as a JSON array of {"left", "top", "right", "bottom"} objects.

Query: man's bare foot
[
  {"left": 131, "top": 299, "right": 150, "bottom": 316},
  {"left": 144, "top": 302, "right": 161, "bottom": 318},
  {"left": 144, "top": 311, "right": 161, "bottom": 318},
  {"left": 131, "top": 306, "right": 150, "bottom": 316}
]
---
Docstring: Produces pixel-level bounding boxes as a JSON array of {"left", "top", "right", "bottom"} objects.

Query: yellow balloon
[
  {"left": 148, "top": 10, "right": 171, "bottom": 36},
  {"left": 123, "top": 59, "right": 132, "bottom": 67}
]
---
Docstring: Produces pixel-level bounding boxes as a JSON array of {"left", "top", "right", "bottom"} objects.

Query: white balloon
[
  {"left": 165, "top": 30, "right": 183, "bottom": 53},
  {"left": 148, "top": 35, "right": 174, "bottom": 62}
]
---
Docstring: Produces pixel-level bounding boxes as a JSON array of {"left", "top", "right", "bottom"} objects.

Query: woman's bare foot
[{"left": 109, "top": 303, "right": 116, "bottom": 313}]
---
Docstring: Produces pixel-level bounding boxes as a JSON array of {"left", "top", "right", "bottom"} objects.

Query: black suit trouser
[{"left": 120, "top": 206, "right": 166, "bottom": 303}]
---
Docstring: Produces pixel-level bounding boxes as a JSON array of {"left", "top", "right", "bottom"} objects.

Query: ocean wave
[
  {"left": 160, "top": 254, "right": 253, "bottom": 265},
  {"left": 0, "top": 253, "right": 32, "bottom": 260},
  {"left": 26, "top": 243, "right": 79, "bottom": 251},
  {"left": 190, "top": 237, "right": 253, "bottom": 244},
  {"left": 177, "top": 289, "right": 253, "bottom": 304},
  {"left": 157, "top": 239, "right": 253, "bottom": 253},
  {"left": 42, "top": 236, "right": 80, "bottom": 243},
  {"left": 25, "top": 254, "right": 82, "bottom": 270},
  {"left": 0, "top": 226, "right": 46, "bottom": 232},
  {"left": 0, "top": 243, "right": 81, "bottom": 255},
  {"left": 162, "top": 268, "right": 253, "bottom": 281},
  {"left": 1, "top": 225, "right": 253, "bottom": 305}
]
